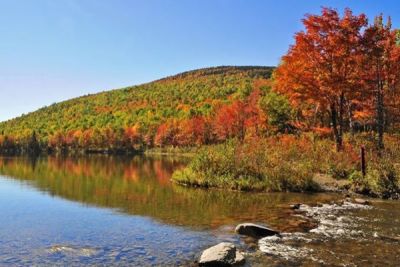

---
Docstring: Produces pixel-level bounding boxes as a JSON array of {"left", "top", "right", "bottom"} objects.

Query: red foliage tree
[
  {"left": 275, "top": 7, "right": 368, "bottom": 150},
  {"left": 176, "top": 117, "right": 206, "bottom": 146},
  {"left": 213, "top": 100, "right": 247, "bottom": 141},
  {"left": 213, "top": 92, "right": 264, "bottom": 142},
  {"left": 154, "top": 120, "right": 180, "bottom": 147},
  {"left": 124, "top": 124, "right": 142, "bottom": 150}
]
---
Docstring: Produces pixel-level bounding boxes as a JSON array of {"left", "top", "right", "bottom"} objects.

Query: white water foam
[
  {"left": 300, "top": 202, "right": 371, "bottom": 239},
  {"left": 258, "top": 233, "right": 312, "bottom": 260},
  {"left": 258, "top": 201, "right": 372, "bottom": 261}
]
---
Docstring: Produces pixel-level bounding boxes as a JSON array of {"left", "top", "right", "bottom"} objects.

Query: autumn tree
[
  {"left": 362, "top": 15, "right": 400, "bottom": 149},
  {"left": 176, "top": 117, "right": 207, "bottom": 146},
  {"left": 49, "top": 131, "right": 67, "bottom": 151},
  {"left": 275, "top": 7, "right": 368, "bottom": 150},
  {"left": 154, "top": 119, "right": 181, "bottom": 147},
  {"left": 123, "top": 124, "right": 143, "bottom": 150},
  {"left": 27, "top": 131, "right": 41, "bottom": 155},
  {"left": 259, "top": 87, "right": 294, "bottom": 133},
  {"left": 244, "top": 88, "right": 267, "bottom": 136}
]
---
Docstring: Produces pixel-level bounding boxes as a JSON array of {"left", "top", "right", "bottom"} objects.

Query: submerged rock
[
  {"left": 235, "top": 223, "right": 279, "bottom": 238},
  {"left": 285, "top": 217, "right": 319, "bottom": 232},
  {"left": 353, "top": 198, "right": 370, "bottom": 205},
  {"left": 378, "top": 234, "right": 400, "bottom": 243},
  {"left": 48, "top": 245, "right": 97, "bottom": 257},
  {"left": 199, "top": 242, "right": 245, "bottom": 266}
]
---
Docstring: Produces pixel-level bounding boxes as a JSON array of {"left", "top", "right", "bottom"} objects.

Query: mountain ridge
[
  {"left": 0, "top": 65, "right": 274, "bottom": 153},
  {"left": 1, "top": 66, "right": 274, "bottom": 124}
]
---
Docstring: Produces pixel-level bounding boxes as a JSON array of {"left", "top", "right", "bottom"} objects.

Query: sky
[{"left": 0, "top": 0, "right": 399, "bottom": 122}]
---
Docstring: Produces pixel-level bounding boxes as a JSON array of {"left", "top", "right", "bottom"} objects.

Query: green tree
[{"left": 259, "top": 89, "right": 294, "bottom": 133}]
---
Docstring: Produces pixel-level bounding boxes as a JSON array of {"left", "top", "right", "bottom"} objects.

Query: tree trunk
[
  {"left": 348, "top": 102, "right": 354, "bottom": 135},
  {"left": 376, "top": 84, "right": 384, "bottom": 150},
  {"left": 338, "top": 92, "right": 345, "bottom": 141},
  {"left": 330, "top": 103, "right": 342, "bottom": 151},
  {"left": 376, "top": 62, "right": 385, "bottom": 150}
]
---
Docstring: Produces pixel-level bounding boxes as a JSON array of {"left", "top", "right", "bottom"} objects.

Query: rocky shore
[{"left": 195, "top": 197, "right": 372, "bottom": 266}]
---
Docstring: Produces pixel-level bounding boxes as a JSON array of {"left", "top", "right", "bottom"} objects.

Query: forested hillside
[{"left": 0, "top": 66, "right": 274, "bottom": 153}]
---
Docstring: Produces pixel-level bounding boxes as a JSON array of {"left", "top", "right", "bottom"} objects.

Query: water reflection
[
  {"left": 0, "top": 156, "right": 399, "bottom": 266},
  {"left": 0, "top": 155, "right": 336, "bottom": 231}
]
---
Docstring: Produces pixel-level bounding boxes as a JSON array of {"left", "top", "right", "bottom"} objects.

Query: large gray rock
[
  {"left": 199, "top": 242, "right": 245, "bottom": 266},
  {"left": 235, "top": 223, "right": 279, "bottom": 238}
]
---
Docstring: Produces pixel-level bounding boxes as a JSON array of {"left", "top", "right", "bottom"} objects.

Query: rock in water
[
  {"left": 235, "top": 223, "right": 279, "bottom": 238},
  {"left": 233, "top": 251, "right": 245, "bottom": 265},
  {"left": 199, "top": 242, "right": 245, "bottom": 266},
  {"left": 354, "top": 198, "right": 370, "bottom": 205},
  {"left": 290, "top": 203, "right": 301, "bottom": 210}
]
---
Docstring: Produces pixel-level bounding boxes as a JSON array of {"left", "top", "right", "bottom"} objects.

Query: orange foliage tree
[{"left": 275, "top": 8, "right": 368, "bottom": 150}]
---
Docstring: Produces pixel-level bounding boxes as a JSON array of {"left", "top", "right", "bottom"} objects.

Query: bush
[
  {"left": 172, "top": 138, "right": 318, "bottom": 192},
  {"left": 173, "top": 134, "right": 400, "bottom": 197},
  {"left": 352, "top": 161, "right": 400, "bottom": 199}
]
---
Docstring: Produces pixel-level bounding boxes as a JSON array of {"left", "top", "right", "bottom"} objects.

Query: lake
[{"left": 0, "top": 156, "right": 399, "bottom": 266}]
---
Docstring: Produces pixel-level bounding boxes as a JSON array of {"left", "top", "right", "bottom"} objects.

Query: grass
[
  {"left": 172, "top": 134, "right": 400, "bottom": 198},
  {"left": 144, "top": 146, "right": 200, "bottom": 157},
  {"left": 172, "top": 137, "right": 319, "bottom": 192}
]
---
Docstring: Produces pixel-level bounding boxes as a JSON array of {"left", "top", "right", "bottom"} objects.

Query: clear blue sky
[{"left": 0, "top": 0, "right": 399, "bottom": 122}]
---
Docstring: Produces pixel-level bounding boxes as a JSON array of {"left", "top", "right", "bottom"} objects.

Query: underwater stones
[
  {"left": 48, "top": 245, "right": 97, "bottom": 257},
  {"left": 353, "top": 198, "right": 370, "bottom": 205}
]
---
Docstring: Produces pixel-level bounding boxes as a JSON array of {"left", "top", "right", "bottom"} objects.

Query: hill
[{"left": 0, "top": 66, "right": 275, "bottom": 153}]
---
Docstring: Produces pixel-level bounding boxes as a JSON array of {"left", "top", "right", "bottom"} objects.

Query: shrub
[
  {"left": 173, "top": 134, "right": 400, "bottom": 197},
  {"left": 172, "top": 137, "right": 318, "bottom": 192},
  {"left": 351, "top": 161, "right": 400, "bottom": 199}
]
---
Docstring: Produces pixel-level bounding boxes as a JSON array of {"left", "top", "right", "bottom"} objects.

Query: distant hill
[{"left": 0, "top": 66, "right": 274, "bottom": 153}]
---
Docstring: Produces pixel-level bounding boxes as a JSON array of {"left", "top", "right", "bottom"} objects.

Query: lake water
[{"left": 0, "top": 156, "right": 399, "bottom": 266}]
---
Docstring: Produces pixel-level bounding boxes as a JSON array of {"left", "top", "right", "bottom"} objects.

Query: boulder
[
  {"left": 199, "top": 242, "right": 245, "bottom": 266},
  {"left": 233, "top": 251, "right": 245, "bottom": 265},
  {"left": 290, "top": 203, "right": 301, "bottom": 210},
  {"left": 235, "top": 223, "right": 279, "bottom": 238},
  {"left": 354, "top": 198, "right": 370, "bottom": 205}
]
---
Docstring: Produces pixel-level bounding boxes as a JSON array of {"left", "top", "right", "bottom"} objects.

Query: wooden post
[{"left": 361, "top": 146, "right": 366, "bottom": 177}]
